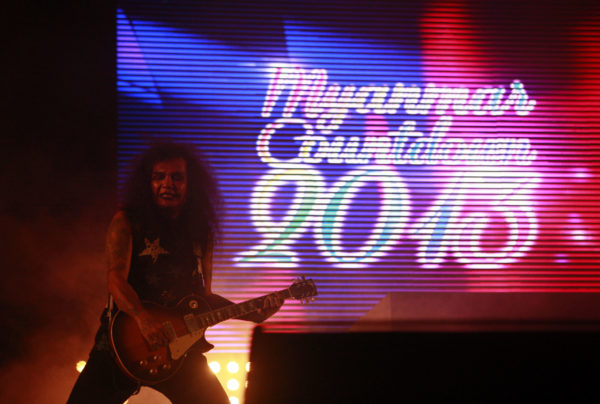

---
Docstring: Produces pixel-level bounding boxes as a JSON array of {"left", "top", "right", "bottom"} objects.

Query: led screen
[{"left": 117, "top": 0, "right": 600, "bottom": 353}]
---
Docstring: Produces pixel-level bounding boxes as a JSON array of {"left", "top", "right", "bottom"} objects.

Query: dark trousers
[{"left": 67, "top": 346, "right": 230, "bottom": 404}]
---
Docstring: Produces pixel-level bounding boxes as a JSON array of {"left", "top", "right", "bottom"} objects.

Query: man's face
[{"left": 151, "top": 158, "right": 188, "bottom": 213}]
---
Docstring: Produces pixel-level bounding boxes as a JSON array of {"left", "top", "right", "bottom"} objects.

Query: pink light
[
  {"left": 572, "top": 167, "right": 592, "bottom": 181},
  {"left": 571, "top": 229, "right": 587, "bottom": 242}
]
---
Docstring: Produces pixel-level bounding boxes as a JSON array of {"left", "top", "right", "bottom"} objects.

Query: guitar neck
[{"left": 194, "top": 289, "right": 293, "bottom": 328}]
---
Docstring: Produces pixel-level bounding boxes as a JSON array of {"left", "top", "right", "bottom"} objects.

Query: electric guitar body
[
  {"left": 109, "top": 278, "right": 317, "bottom": 385},
  {"left": 109, "top": 294, "right": 215, "bottom": 385}
]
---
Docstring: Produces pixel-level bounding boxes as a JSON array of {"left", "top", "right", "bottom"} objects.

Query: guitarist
[{"left": 67, "top": 141, "right": 282, "bottom": 404}]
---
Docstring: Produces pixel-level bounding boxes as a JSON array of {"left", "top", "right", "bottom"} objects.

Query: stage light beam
[
  {"left": 227, "top": 361, "right": 240, "bottom": 373},
  {"left": 76, "top": 361, "right": 86, "bottom": 373},
  {"left": 209, "top": 361, "right": 221, "bottom": 374}
]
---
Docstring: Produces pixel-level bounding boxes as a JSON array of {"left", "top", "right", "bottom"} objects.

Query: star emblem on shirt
[{"left": 139, "top": 237, "right": 169, "bottom": 263}]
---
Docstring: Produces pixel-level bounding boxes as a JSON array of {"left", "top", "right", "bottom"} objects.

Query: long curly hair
[{"left": 121, "top": 141, "right": 222, "bottom": 249}]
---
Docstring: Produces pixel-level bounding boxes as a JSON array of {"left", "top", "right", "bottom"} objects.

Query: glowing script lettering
[
  {"left": 236, "top": 165, "right": 411, "bottom": 268},
  {"left": 236, "top": 166, "right": 326, "bottom": 266},
  {"left": 261, "top": 66, "right": 536, "bottom": 124},
  {"left": 258, "top": 66, "right": 538, "bottom": 167},
  {"left": 236, "top": 65, "right": 542, "bottom": 269},
  {"left": 258, "top": 116, "right": 536, "bottom": 167},
  {"left": 315, "top": 167, "right": 410, "bottom": 267},
  {"left": 410, "top": 171, "right": 540, "bottom": 269},
  {"left": 236, "top": 166, "right": 540, "bottom": 268}
]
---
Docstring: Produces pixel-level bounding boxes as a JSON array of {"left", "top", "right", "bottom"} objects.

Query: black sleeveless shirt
[
  {"left": 127, "top": 213, "right": 205, "bottom": 307},
  {"left": 91, "top": 212, "right": 206, "bottom": 353}
]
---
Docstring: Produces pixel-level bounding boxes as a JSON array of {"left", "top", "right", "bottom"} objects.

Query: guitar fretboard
[{"left": 193, "top": 289, "right": 293, "bottom": 329}]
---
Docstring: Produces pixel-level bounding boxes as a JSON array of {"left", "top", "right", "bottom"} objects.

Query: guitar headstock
[{"left": 289, "top": 276, "right": 318, "bottom": 304}]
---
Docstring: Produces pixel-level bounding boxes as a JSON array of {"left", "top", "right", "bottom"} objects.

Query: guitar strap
[
  {"left": 193, "top": 241, "right": 207, "bottom": 292},
  {"left": 105, "top": 293, "right": 114, "bottom": 323}
]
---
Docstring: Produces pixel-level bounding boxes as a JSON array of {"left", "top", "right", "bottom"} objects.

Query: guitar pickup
[{"left": 183, "top": 313, "right": 200, "bottom": 333}]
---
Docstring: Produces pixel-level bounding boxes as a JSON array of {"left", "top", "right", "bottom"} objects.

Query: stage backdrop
[{"left": 116, "top": 0, "right": 600, "bottom": 354}]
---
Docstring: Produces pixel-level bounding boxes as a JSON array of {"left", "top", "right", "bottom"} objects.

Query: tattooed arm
[{"left": 106, "top": 211, "right": 170, "bottom": 347}]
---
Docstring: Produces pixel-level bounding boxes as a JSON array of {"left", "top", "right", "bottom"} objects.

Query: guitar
[{"left": 109, "top": 277, "right": 317, "bottom": 385}]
